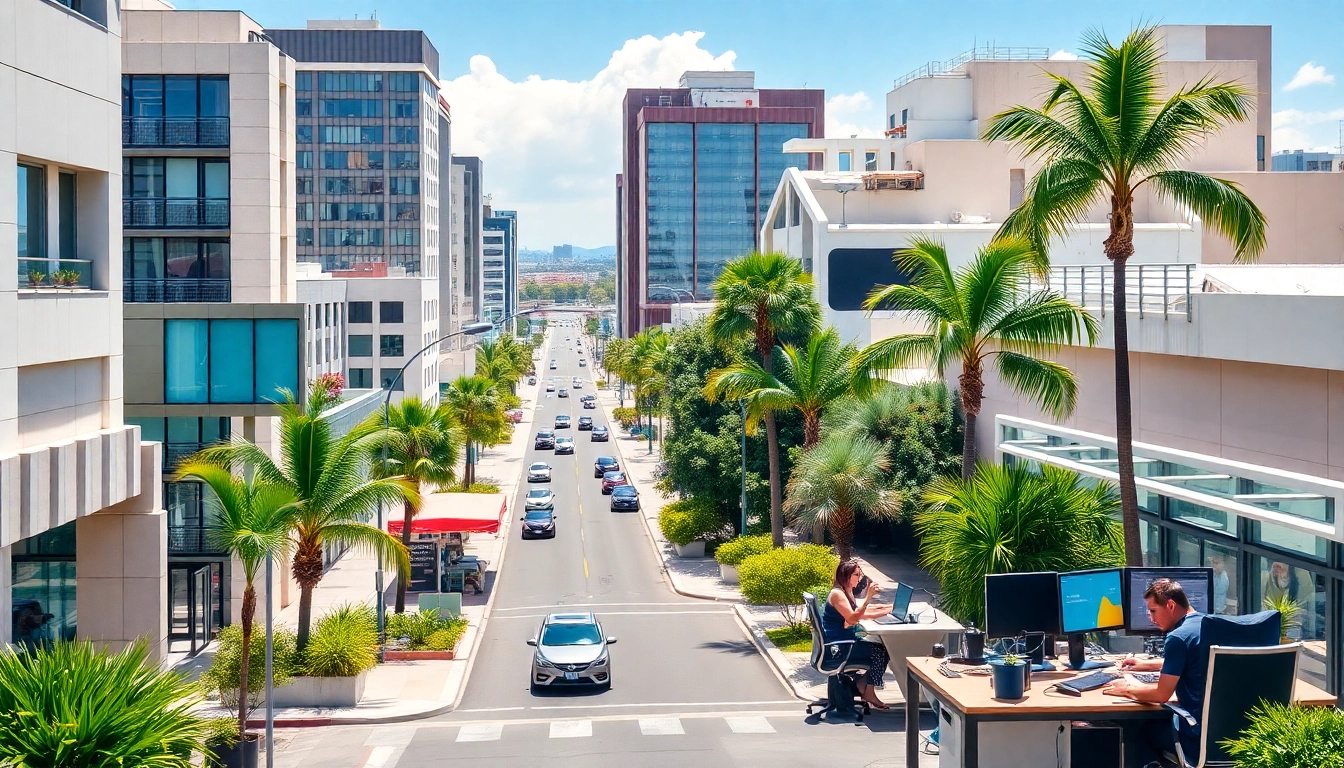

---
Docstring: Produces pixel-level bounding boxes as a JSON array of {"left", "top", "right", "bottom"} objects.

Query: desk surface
[
  {"left": 908, "top": 655, "right": 1337, "bottom": 716},
  {"left": 860, "top": 602, "right": 963, "bottom": 634}
]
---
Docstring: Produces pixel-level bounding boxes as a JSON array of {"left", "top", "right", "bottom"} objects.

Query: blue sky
[{"left": 177, "top": 0, "right": 1344, "bottom": 248}]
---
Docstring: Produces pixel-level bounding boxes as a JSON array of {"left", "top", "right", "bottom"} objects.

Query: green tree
[
  {"left": 982, "top": 25, "right": 1266, "bottom": 564},
  {"left": 442, "top": 375, "right": 511, "bottom": 487},
  {"left": 707, "top": 251, "right": 821, "bottom": 547},
  {"left": 917, "top": 463, "right": 1123, "bottom": 627},
  {"left": 587, "top": 286, "right": 610, "bottom": 305},
  {"left": 857, "top": 236, "right": 1098, "bottom": 480},
  {"left": 705, "top": 326, "right": 854, "bottom": 448},
  {"left": 194, "top": 396, "right": 412, "bottom": 650},
  {"left": 784, "top": 435, "right": 900, "bottom": 561},
  {"left": 367, "top": 397, "right": 462, "bottom": 613}
]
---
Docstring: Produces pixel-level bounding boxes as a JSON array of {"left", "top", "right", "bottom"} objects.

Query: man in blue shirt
[{"left": 1102, "top": 578, "right": 1206, "bottom": 766}]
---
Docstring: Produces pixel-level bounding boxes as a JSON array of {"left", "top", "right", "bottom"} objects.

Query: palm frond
[
  {"left": 1079, "top": 25, "right": 1162, "bottom": 162},
  {"left": 1132, "top": 78, "right": 1257, "bottom": 172},
  {"left": 988, "top": 290, "right": 1100, "bottom": 350},
  {"left": 1143, "top": 170, "right": 1267, "bottom": 261},
  {"left": 995, "top": 158, "right": 1105, "bottom": 269},
  {"left": 316, "top": 522, "right": 411, "bottom": 582},
  {"left": 851, "top": 334, "right": 939, "bottom": 385},
  {"left": 958, "top": 237, "right": 1036, "bottom": 335},
  {"left": 993, "top": 351, "right": 1080, "bottom": 419}
]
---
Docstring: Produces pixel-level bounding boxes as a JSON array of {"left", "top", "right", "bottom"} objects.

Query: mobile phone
[{"left": 856, "top": 576, "right": 871, "bottom": 594}]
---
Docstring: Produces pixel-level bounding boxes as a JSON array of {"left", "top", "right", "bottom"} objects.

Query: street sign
[{"left": 407, "top": 540, "right": 439, "bottom": 593}]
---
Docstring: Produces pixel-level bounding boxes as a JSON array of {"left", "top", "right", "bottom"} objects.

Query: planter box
[
  {"left": 208, "top": 733, "right": 262, "bottom": 768},
  {"left": 271, "top": 670, "right": 368, "bottom": 708},
  {"left": 671, "top": 541, "right": 705, "bottom": 558},
  {"left": 719, "top": 563, "right": 739, "bottom": 584},
  {"left": 383, "top": 649, "right": 455, "bottom": 661}
]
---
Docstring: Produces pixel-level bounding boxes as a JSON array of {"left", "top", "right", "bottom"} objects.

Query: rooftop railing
[
  {"left": 894, "top": 45, "right": 1050, "bottom": 89},
  {"left": 1025, "top": 263, "right": 1197, "bottom": 321}
]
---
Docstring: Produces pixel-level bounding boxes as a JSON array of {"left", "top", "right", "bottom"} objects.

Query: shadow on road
[{"left": 697, "top": 639, "right": 760, "bottom": 657}]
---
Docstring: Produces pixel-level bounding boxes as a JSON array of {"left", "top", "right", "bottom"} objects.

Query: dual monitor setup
[{"left": 984, "top": 567, "right": 1214, "bottom": 671}]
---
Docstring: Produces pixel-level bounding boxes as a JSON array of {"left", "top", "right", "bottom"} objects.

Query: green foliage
[
  {"left": 424, "top": 619, "right": 469, "bottom": 652},
  {"left": 765, "top": 624, "right": 813, "bottom": 653},
  {"left": 303, "top": 603, "right": 378, "bottom": 677},
  {"left": 441, "top": 481, "right": 501, "bottom": 494},
  {"left": 0, "top": 641, "right": 207, "bottom": 768},
  {"left": 26, "top": 270, "right": 45, "bottom": 286},
  {"left": 200, "top": 624, "right": 299, "bottom": 718},
  {"left": 385, "top": 609, "right": 467, "bottom": 651},
  {"left": 659, "top": 497, "right": 727, "bottom": 546},
  {"left": 738, "top": 544, "right": 838, "bottom": 627},
  {"left": 1223, "top": 701, "right": 1344, "bottom": 768},
  {"left": 714, "top": 534, "right": 774, "bottom": 566},
  {"left": 202, "top": 717, "right": 239, "bottom": 749},
  {"left": 51, "top": 269, "right": 81, "bottom": 287},
  {"left": 1263, "top": 592, "right": 1305, "bottom": 643},
  {"left": 784, "top": 434, "right": 901, "bottom": 561},
  {"left": 612, "top": 407, "right": 639, "bottom": 429},
  {"left": 916, "top": 463, "right": 1124, "bottom": 627}
]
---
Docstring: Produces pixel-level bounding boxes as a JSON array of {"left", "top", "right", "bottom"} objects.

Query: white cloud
[
  {"left": 1271, "top": 108, "right": 1344, "bottom": 152},
  {"left": 443, "top": 32, "right": 735, "bottom": 248},
  {"left": 1048, "top": 50, "right": 1079, "bottom": 61},
  {"left": 826, "top": 91, "right": 882, "bottom": 138},
  {"left": 1284, "top": 62, "right": 1335, "bottom": 91}
]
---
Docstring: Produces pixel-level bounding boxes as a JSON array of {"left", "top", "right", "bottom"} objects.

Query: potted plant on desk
[{"left": 989, "top": 652, "right": 1027, "bottom": 700}]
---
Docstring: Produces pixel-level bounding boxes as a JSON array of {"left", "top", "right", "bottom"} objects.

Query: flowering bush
[{"left": 309, "top": 372, "right": 345, "bottom": 412}]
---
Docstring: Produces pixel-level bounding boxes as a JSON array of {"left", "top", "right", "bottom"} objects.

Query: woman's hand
[{"left": 865, "top": 583, "right": 881, "bottom": 600}]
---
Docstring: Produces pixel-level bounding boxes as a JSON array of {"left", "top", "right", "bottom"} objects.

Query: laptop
[{"left": 874, "top": 582, "right": 916, "bottom": 624}]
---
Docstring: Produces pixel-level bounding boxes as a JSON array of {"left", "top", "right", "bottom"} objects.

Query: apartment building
[
  {"left": 619, "top": 71, "right": 824, "bottom": 335},
  {"left": 3, "top": 0, "right": 166, "bottom": 657},
  {"left": 1273, "top": 149, "right": 1344, "bottom": 172},
  {"left": 483, "top": 207, "right": 518, "bottom": 325},
  {"left": 450, "top": 156, "right": 483, "bottom": 335}
]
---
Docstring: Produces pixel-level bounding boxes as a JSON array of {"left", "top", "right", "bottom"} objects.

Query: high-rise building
[
  {"left": 482, "top": 206, "right": 517, "bottom": 323},
  {"left": 4, "top": 0, "right": 167, "bottom": 657},
  {"left": 552, "top": 244, "right": 573, "bottom": 261},
  {"left": 618, "top": 71, "right": 824, "bottom": 335},
  {"left": 447, "top": 155, "right": 483, "bottom": 347}
]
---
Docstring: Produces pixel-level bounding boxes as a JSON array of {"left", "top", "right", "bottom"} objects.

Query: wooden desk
[
  {"left": 860, "top": 602, "right": 963, "bottom": 703},
  {"left": 903, "top": 655, "right": 1336, "bottom": 768}
]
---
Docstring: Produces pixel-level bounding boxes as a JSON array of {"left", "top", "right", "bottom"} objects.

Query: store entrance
[{"left": 168, "top": 563, "right": 220, "bottom": 655}]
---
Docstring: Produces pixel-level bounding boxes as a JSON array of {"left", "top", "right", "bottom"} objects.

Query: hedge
[
  {"left": 714, "top": 534, "right": 774, "bottom": 566},
  {"left": 738, "top": 544, "right": 838, "bottom": 627},
  {"left": 658, "top": 497, "right": 723, "bottom": 546}
]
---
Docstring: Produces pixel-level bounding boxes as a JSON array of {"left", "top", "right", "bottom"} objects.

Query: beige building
[{"left": 2, "top": 0, "right": 166, "bottom": 657}]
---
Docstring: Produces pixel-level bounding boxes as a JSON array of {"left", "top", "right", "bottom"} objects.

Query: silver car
[
  {"left": 524, "top": 488, "right": 555, "bottom": 510},
  {"left": 527, "top": 462, "right": 552, "bottom": 483},
  {"left": 528, "top": 612, "right": 615, "bottom": 690}
]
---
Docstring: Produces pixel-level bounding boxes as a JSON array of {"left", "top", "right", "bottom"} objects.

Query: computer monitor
[
  {"left": 1125, "top": 567, "right": 1215, "bottom": 633},
  {"left": 1059, "top": 568, "right": 1126, "bottom": 635},
  {"left": 984, "top": 572, "right": 1062, "bottom": 638}
]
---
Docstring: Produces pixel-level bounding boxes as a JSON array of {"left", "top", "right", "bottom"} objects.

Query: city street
[{"left": 275, "top": 315, "right": 928, "bottom": 766}]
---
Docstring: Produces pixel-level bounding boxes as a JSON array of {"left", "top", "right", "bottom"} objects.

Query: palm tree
[
  {"left": 367, "top": 397, "right": 463, "bottom": 613},
  {"left": 442, "top": 375, "right": 511, "bottom": 488},
  {"left": 476, "top": 336, "right": 531, "bottom": 393},
  {"left": 173, "top": 464, "right": 293, "bottom": 738},
  {"left": 856, "top": 236, "right": 1099, "bottom": 480},
  {"left": 604, "top": 336, "right": 633, "bottom": 407},
  {"left": 626, "top": 328, "right": 670, "bottom": 441},
  {"left": 707, "top": 251, "right": 821, "bottom": 547},
  {"left": 916, "top": 463, "right": 1123, "bottom": 627},
  {"left": 982, "top": 25, "right": 1267, "bottom": 564},
  {"left": 194, "top": 395, "right": 413, "bottom": 650},
  {"left": 705, "top": 326, "right": 854, "bottom": 448},
  {"left": 784, "top": 435, "right": 900, "bottom": 561}
]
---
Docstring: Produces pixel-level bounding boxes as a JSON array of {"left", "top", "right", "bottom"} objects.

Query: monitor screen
[
  {"left": 1126, "top": 567, "right": 1215, "bottom": 633},
  {"left": 1058, "top": 568, "right": 1126, "bottom": 634},
  {"left": 892, "top": 582, "right": 914, "bottom": 619},
  {"left": 984, "top": 572, "right": 1062, "bottom": 637}
]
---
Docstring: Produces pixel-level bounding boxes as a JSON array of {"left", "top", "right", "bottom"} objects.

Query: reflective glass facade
[
  {"left": 694, "top": 124, "right": 755, "bottom": 298},
  {"left": 645, "top": 124, "right": 693, "bottom": 297},
  {"left": 164, "top": 318, "right": 300, "bottom": 404},
  {"left": 757, "top": 123, "right": 811, "bottom": 219}
]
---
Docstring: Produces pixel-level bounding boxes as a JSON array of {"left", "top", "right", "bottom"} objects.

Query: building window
[
  {"left": 380, "top": 369, "right": 405, "bottom": 391},
  {"left": 1010, "top": 168, "right": 1026, "bottom": 209},
  {"left": 390, "top": 176, "right": 420, "bottom": 195},
  {"left": 838, "top": 152, "right": 852, "bottom": 172},
  {"left": 296, "top": 99, "right": 312, "bottom": 116},
  {"left": 380, "top": 301, "right": 404, "bottom": 323},
  {"left": 318, "top": 72, "right": 383, "bottom": 92},
  {"left": 901, "top": 108, "right": 908, "bottom": 125},
  {"left": 12, "top": 522, "right": 78, "bottom": 650},
  {"left": 296, "top": 228, "right": 314, "bottom": 247},
  {"left": 393, "top": 203, "right": 419, "bottom": 221},
  {"left": 297, "top": 151, "right": 313, "bottom": 169},
  {"left": 321, "top": 99, "right": 383, "bottom": 118},
  {"left": 296, "top": 177, "right": 313, "bottom": 195},
  {"left": 319, "top": 151, "right": 383, "bottom": 170},
  {"left": 349, "top": 301, "right": 373, "bottom": 323},
  {"left": 387, "top": 72, "right": 419, "bottom": 92},
  {"left": 864, "top": 152, "right": 878, "bottom": 172},
  {"left": 391, "top": 229, "right": 420, "bottom": 246},
  {"left": 296, "top": 72, "right": 312, "bottom": 91},
  {"left": 320, "top": 228, "right": 383, "bottom": 247},
  {"left": 122, "top": 237, "right": 230, "bottom": 301},
  {"left": 296, "top": 203, "right": 314, "bottom": 221},
  {"left": 164, "top": 318, "right": 299, "bottom": 404},
  {"left": 17, "top": 164, "right": 46, "bottom": 260},
  {"left": 348, "top": 334, "right": 373, "bottom": 357},
  {"left": 320, "top": 203, "right": 383, "bottom": 221},
  {"left": 380, "top": 335, "right": 405, "bottom": 357},
  {"left": 390, "top": 99, "right": 418, "bottom": 118},
  {"left": 349, "top": 368, "right": 373, "bottom": 388},
  {"left": 1257, "top": 135, "right": 1266, "bottom": 171},
  {"left": 296, "top": 125, "right": 312, "bottom": 143},
  {"left": 391, "top": 126, "right": 419, "bottom": 144},
  {"left": 320, "top": 126, "right": 383, "bottom": 144},
  {"left": 390, "top": 152, "right": 420, "bottom": 170}
]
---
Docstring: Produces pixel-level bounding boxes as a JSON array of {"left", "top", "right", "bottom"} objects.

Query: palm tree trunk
[
  {"left": 829, "top": 507, "right": 856, "bottom": 562},
  {"left": 1111, "top": 256, "right": 1142, "bottom": 566},
  {"left": 395, "top": 496, "right": 415, "bottom": 613},
  {"left": 802, "top": 412, "right": 821, "bottom": 448},
  {"left": 292, "top": 537, "right": 324, "bottom": 650},
  {"left": 238, "top": 585, "right": 256, "bottom": 736},
  {"left": 758, "top": 328, "right": 785, "bottom": 548},
  {"left": 958, "top": 363, "right": 984, "bottom": 480},
  {"left": 465, "top": 445, "right": 476, "bottom": 488}
]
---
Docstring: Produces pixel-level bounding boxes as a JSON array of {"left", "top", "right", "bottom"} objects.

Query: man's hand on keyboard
[
  {"left": 1119, "top": 656, "right": 1162, "bottom": 672},
  {"left": 1101, "top": 678, "right": 1136, "bottom": 698}
]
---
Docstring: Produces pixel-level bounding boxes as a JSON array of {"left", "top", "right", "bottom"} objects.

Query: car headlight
[
  {"left": 593, "top": 650, "right": 609, "bottom": 666},
  {"left": 536, "top": 655, "right": 555, "bottom": 668}
]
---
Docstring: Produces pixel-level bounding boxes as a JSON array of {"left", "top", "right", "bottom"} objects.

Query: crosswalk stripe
[
  {"left": 638, "top": 717, "right": 685, "bottom": 736},
  {"left": 549, "top": 720, "right": 593, "bottom": 738},
  {"left": 725, "top": 716, "right": 776, "bottom": 734},
  {"left": 364, "top": 726, "right": 417, "bottom": 747},
  {"left": 456, "top": 723, "right": 503, "bottom": 742},
  {"left": 361, "top": 746, "right": 398, "bottom": 768}
]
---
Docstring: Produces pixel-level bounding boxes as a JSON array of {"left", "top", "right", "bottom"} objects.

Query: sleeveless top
[{"left": 820, "top": 589, "right": 859, "bottom": 643}]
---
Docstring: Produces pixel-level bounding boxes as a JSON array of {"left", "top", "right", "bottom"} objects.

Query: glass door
[{"left": 168, "top": 563, "right": 217, "bottom": 656}]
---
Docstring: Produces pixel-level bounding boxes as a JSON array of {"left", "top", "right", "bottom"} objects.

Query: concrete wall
[{"left": 1200, "top": 171, "right": 1344, "bottom": 264}]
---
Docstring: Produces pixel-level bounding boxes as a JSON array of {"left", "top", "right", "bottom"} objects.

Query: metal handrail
[
  {"left": 123, "top": 198, "right": 229, "bottom": 229},
  {"left": 1027, "top": 263, "right": 1196, "bottom": 322},
  {"left": 122, "top": 116, "right": 229, "bottom": 148},
  {"left": 124, "top": 278, "right": 231, "bottom": 303},
  {"left": 894, "top": 45, "right": 1050, "bottom": 89}
]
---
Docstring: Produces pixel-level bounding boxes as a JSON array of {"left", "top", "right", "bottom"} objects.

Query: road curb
[{"left": 731, "top": 603, "right": 815, "bottom": 704}]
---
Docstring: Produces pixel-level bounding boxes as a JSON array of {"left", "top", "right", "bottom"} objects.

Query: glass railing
[
  {"left": 163, "top": 443, "right": 206, "bottom": 471},
  {"left": 168, "top": 525, "right": 224, "bottom": 554},
  {"left": 19, "top": 257, "right": 94, "bottom": 289},
  {"left": 123, "top": 117, "right": 229, "bottom": 148},
  {"left": 124, "top": 198, "right": 229, "bottom": 229},
  {"left": 124, "top": 278, "right": 231, "bottom": 303}
]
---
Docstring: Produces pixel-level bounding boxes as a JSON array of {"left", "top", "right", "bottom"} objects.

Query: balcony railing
[
  {"left": 163, "top": 443, "right": 206, "bottom": 471},
  {"left": 124, "top": 198, "right": 229, "bottom": 229},
  {"left": 125, "top": 278, "right": 231, "bottom": 303},
  {"left": 123, "top": 116, "right": 230, "bottom": 148},
  {"left": 1024, "top": 263, "right": 1197, "bottom": 321},
  {"left": 168, "top": 525, "right": 225, "bottom": 555}
]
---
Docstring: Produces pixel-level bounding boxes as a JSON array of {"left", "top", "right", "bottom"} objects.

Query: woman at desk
[{"left": 823, "top": 560, "right": 894, "bottom": 710}]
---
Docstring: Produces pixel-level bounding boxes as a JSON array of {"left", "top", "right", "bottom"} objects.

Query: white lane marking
[
  {"left": 549, "top": 720, "right": 593, "bottom": 738},
  {"left": 491, "top": 610, "right": 732, "bottom": 619},
  {"left": 527, "top": 700, "right": 798, "bottom": 711},
  {"left": 361, "top": 746, "right": 398, "bottom": 768},
  {"left": 492, "top": 602, "right": 706, "bottom": 612},
  {"left": 725, "top": 716, "right": 776, "bottom": 734},
  {"left": 456, "top": 723, "right": 503, "bottom": 742},
  {"left": 639, "top": 717, "right": 685, "bottom": 736},
  {"left": 364, "top": 726, "right": 417, "bottom": 747},
  {"left": 456, "top": 706, "right": 526, "bottom": 713}
]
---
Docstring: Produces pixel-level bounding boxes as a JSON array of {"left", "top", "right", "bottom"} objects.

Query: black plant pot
[{"left": 210, "top": 733, "right": 262, "bottom": 768}]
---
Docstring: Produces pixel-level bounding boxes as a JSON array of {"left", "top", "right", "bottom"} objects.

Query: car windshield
[
  {"left": 612, "top": 486, "right": 636, "bottom": 497},
  {"left": 557, "top": 416, "right": 569, "bottom": 421},
  {"left": 604, "top": 472, "right": 624, "bottom": 481},
  {"left": 526, "top": 489, "right": 550, "bottom": 499},
  {"left": 557, "top": 438, "right": 572, "bottom": 444},
  {"left": 598, "top": 458, "right": 616, "bottom": 466},
  {"left": 524, "top": 510, "right": 552, "bottom": 521},
  {"left": 594, "top": 426, "right": 608, "bottom": 432},
  {"left": 529, "top": 463, "right": 548, "bottom": 470},
  {"left": 541, "top": 623, "right": 602, "bottom": 646}
]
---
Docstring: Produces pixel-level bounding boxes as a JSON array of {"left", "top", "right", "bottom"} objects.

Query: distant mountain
[
  {"left": 572, "top": 246, "right": 616, "bottom": 259},
  {"left": 519, "top": 246, "right": 616, "bottom": 263}
]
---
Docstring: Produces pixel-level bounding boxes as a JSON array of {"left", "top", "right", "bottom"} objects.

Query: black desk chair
[{"left": 802, "top": 592, "right": 871, "bottom": 723}]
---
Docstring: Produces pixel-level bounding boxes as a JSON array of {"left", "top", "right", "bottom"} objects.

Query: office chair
[{"left": 802, "top": 592, "right": 871, "bottom": 723}]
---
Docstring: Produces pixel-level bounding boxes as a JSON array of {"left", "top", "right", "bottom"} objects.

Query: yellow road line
[{"left": 583, "top": 557, "right": 589, "bottom": 579}]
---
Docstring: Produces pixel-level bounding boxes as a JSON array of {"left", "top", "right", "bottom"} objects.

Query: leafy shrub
[
  {"left": 499, "top": 391, "right": 522, "bottom": 411},
  {"left": 386, "top": 608, "right": 444, "bottom": 647},
  {"left": 303, "top": 603, "right": 378, "bottom": 677},
  {"left": 612, "top": 407, "right": 639, "bottom": 429},
  {"left": 714, "top": 534, "right": 774, "bottom": 566},
  {"left": 424, "top": 619, "right": 469, "bottom": 652},
  {"left": 202, "top": 716, "right": 239, "bottom": 749},
  {"left": 200, "top": 624, "right": 299, "bottom": 719},
  {"left": 442, "top": 481, "right": 502, "bottom": 494},
  {"left": 738, "top": 544, "right": 837, "bottom": 627},
  {"left": 1223, "top": 701, "right": 1344, "bottom": 768},
  {"left": 658, "top": 497, "right": 725, "bottom": 546}
]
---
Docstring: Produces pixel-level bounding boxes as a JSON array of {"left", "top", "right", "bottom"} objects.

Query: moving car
[
  {"left": 591, "top": 425, "right": 609, "bottom": 441},
  {"left": 572, "top": 381, "right": 583, "bottom": 389},
  {"left": 554, "top": 436, "right": 575, "bottom": 455},
  {"left": 610, "top": 485, "right": 639, "bottom": 511},
  {"left": 524, "top": 488, "right": 555, "bottom": 510},
  {"left": 546, "top": 384, "right": 556, "bottom": 393},
  {"left": 577, "top": 416, "right": 594, "bottom": 430},
  {"left": 534, "top": 430, "right": 555, "bottom": 449},
  {"left": 549, "top": 361, "right": 557, "bottom": 370},
  {"left": 554, "top": 415, "right": 571, "bottom": 429},
  {"left": 583, "top": 400, "right": 597, "bottom": 410},
  {"left": 558, "top": 388, "right": 569, "bottom": 398},
  {"left": 579, "top": 360, "right": 587, "bottom": 367},
  {"left": 520, "top": 509, "right": 556, "bottom": 539},
  {"left": 527, "top": 462, "right": 552, "bottom": 483},
  {"left": 593, "top": 456, "right": 619, "bottom": 478},
  {"left": 528, "top": 376, "right": 537, "bottom": 385},
  {"left": 600, "top": 471, "right": 627, "bottom": 494},
  {"left": 527, "top": 612, "right": 615, "bottom": 690}
]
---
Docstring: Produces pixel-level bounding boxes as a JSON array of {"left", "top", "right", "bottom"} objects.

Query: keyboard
[
  {"left": 874, "top": 613, "right": 906, "bottom": 625},
  {"left": 1132, "top": 672, "right": 1160, "bottom": 684},
  {"left": 1058, "top": 670, "right": 1120, "bottom": 694}
]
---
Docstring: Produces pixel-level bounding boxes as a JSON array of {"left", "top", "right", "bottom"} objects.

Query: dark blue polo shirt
[{"left": 1161, "top": 613, "right": 1207, "bottom": 755}]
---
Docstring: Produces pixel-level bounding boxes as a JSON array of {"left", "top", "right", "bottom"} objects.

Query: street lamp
[
  {"left": 740, "top": 400, "right": 749, "bottom": 536},
  {"left": 834, "top": 182, "right": 859, "bottom": 228}
]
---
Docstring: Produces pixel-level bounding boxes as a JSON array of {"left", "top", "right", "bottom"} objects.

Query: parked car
[
  {"left": 524, "top": 488, "right": 555, "bottom": 510},
  {"left": 600, "top": 471, "right": 627, "bottom": 494},
  {"left": 534, "top": 430, "right": 555, "bottom": 449},
  {"left": 554, "top": 436, "right": 575, "bottom": 455},
  {"left": 506, "top": 408, "right": 524, "bottom": 423},
  {"left": 591, "top": 425, "right": 610, "bottom": 441},
  {"left": 577, "top": 416, "right": 594, "bottom": 430},
  {"left": 610, "top": 485, "right": 640, "bottom": 511},
  {"left": 527, "top": 612, "right": 614, "bottom": 690},
  {"left": 527, "top": 462, "right": 552, "bottom": 482},
  {"left": 520, "top": 509, "right": 556, "bottom": 539},
  {"left": 554, "top": 415, "right": 571, "bottom": 429},
  {"left": 558, "top": 388, "right": 569, "bottom": 398},
  {"left": 593, "top": 456, "right": 619, "bottom": 478},
  {"left": 528, "top": 376, "right": 537, "bottom": 385}
]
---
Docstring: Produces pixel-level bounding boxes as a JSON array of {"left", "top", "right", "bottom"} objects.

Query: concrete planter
[
  {"left": 383, "top": 649, "right": 455, "bottom": 661},
  {"left": 719, "top": 563, "right": 739, "bottom": 584},
  {"left": 271, "top": 670, "right": 368, "bottom": 708},
  {"left": 671, "top": 541, "right": 705, "bottom": 558}
]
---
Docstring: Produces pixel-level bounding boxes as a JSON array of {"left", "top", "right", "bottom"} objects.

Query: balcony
[
  {"left": 125, "top": 279, "right": 231, "bottom": 303},
  {"left": 123, "top": 117, "right": 230, "bottom": 148},
  {"left": 168, "top": 525, "right": 225, "bottom": 555},
  {"left": 124, "top": 198, "right": 229, "bottom": 229},
  {"left": 163, "top": 443, "right": 207, "bottom": 471}
]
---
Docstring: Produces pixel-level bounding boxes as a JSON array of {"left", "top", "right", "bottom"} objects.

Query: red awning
[{"left": 386, "top": 492, "right": 507, "bottom": 535}]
